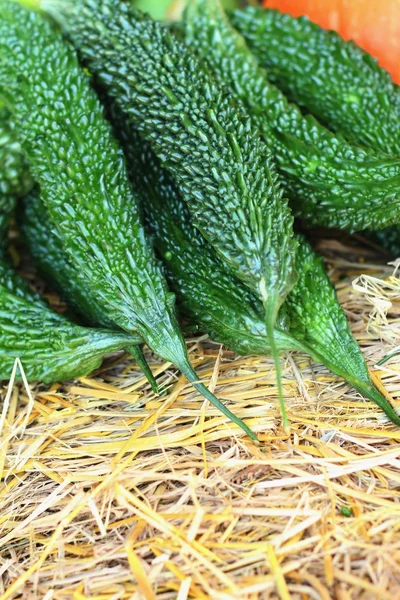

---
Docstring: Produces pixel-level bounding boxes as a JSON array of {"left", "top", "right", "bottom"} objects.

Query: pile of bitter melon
[{"left": 1, "top": 0, "right": 400, "bottom": 439}]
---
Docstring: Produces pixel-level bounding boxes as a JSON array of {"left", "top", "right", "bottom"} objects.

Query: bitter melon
[
  {"left": 230, "top": 7, "right": 400, "bottom": 156},
  {"left": 0, "top": 261, "right": 145, "bottom": 383},
  {"left": 0, "top": 1, "right": 255, "bottom": 440},
  {"left": 21, "top": 188, "right": 160, "bottom": 393},
  {"left": 229, "top": 8, "right": 400, "bottom": 257},
  {"left": 0, "top": 189, "right": 143, "bottom": 383},
  {"left": 42, "top": 0, "right": 298, "bottom": 345},
  {"left": 128, "top": 129, "right": 400, "bottom": 425},
  {"left": 178, "top": 0, "right": 400, "bottom": 232},
  {"left": 0, "top": 105, "right": 159, "bottom": 392}
]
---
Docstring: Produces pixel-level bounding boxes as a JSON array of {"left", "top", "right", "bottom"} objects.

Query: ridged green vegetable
[
  {"left": 0, "top": 132, "right": 157, "bottom": 391},
  {"left": 230, "top": 7, "right": 400, "bottom": 156},
  {"left": 41, "top": 0, "right": 302, "bottom": 428},
  {"left": 175, "top": 0, "right": 400, "bottom": 233},
  {"left": 0, "top": 258, "right": 144, "bottom": 383},
  {"left": 230, "top": 8, "right": 400, "bottom": 258},
  {"left": 0, "top": 1, "right": 255, "bottom": 440},
  {"left": 1, "top": 105, "right": 159, "bottom": 393},
  {"left": 126, "top": 129, "right": 400, "bottom": 425},
  {"left": 21, "top": 188, "right": 160, "bottom": 393},
  {"left": 0, "top": 188, "right": 142, "bottom": 383},
  {"left": 41, "top": 0, "right": 297, "bottom": 310}
]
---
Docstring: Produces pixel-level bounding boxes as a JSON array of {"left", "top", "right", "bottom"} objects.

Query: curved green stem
[
  {"left": 305, "top": 344, "right": 400, "bottom": 426},
  {"left": 377, "top": 346, "right": 400, "bottom": 366},
  {"left": 264, "top": 295, "right": 289, "bottom": 432},
  {"left": 179, "top": 361, "right": 258, "bottom": 442},
  {"left": 128, "top": 345, "right": 160, "bottom": 395}
]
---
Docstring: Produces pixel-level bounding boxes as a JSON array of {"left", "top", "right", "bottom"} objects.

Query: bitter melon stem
[
  {"left": 264, "top": 293, "right": 289, "bottom": 432},
  {"left": 377, "top": 347, "right": 400, "bottom": 366},
  {"left": 178, "top": 361, "right": 258, "bottom": 442},
  {"left": 127, "top": 345, "right": 160, "bottom": 395}
]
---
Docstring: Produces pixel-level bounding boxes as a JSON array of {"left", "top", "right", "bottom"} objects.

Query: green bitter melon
[
  {"left": 40, "top": 0, "right": 304, "bottom": 428},
  {"left": 230, "top": 6, "right": 400, "bottom": 156},
  {"left": 21, "top": 187, "right": 160, "bottom": 393},
  {"left": 177, "top": 0, "right": 400, "bottom": 232},
  {"left": 0, "top": 260, "right": 144, "bottom": 383},
  {"left": 0, "top": 190, "right": 143, "bottom": 383},
  {"left": 0, "top": 103, "right": 159, "bottom": 392},
  {"left": 0, "top": 0, "right": 255, "bottom": 440},
  {"left": 128, "top": 129, "right": 400, "bottom": 426},
  {"left": 229, "top": 8, "right": 400, "bottom": 257}
]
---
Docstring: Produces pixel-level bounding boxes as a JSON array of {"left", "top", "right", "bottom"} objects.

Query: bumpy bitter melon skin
[
  {"left": 21, "top": 188, "right": 160, "bottom": 393},
  {"left": 120, "top": 123, "right": 400, "bottom": 424},
  {"left": 22, "top": 188, "right": 116, "bottom": 329},
  {"left": 41, "top": 0, "right": 298, "bottom": 326},
  {"left": 0, "top": 105, "right": 158, "bottom": 392},
  {"left": 108, "top": 116, "right": 298, "bottom": 356},
  {"left": 0, "top": 2, "right": 255, "bottom": 439},
  {"left": 229, "top": 8, "right": 400, "bottom": 257},
  {"left": 0, "top": 195, "right": 142, "bottom": 383},
  {"left": 0, "top": 265, "right": 142, "bottom": 383},
  {"left": 230, "top": 7, "right": 400, "bottom": 156},
  {"left": 0, "top": 1, "right": 186, "bottom": 364},
  {"left": 179, "top": 0, "right": 400, "bottom": 233}
]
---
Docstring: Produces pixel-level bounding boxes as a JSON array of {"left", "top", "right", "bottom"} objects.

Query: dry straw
[{"left": 1, "top": 239, "right": 400, "bottom": 599}]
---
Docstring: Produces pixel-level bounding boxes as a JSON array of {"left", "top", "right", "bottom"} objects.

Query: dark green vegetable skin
[
  {"left": 190, "top": 1, "right": 398, "bottom": 413},
  {"left": 0, "top": 103, "right": 158, "bottom": 393},
  {"left": 0, "top": 2, "right": 255, "bottom": 440},
  {"left": 21, "top": 188, "right": 160, "bottom": 394},
  {"left": 1, "top": 106, "right": 158, "bottom": 393},
  {"left": 230, "top": 7, "right": 400, "bottom": 156},
  {"left": 0, "top": 196, "right": 142, "bottom": 383},
  {"left": 1, "top": 98, "right": 157, "bottom": 392},
  {"left": 41, "top": 0, "right": 298, "bottom": 346},
  {"left": 125, "top": 130, "right": 400, "bottom": 425},
  {"left": 230, "top": 8, "right": 400, "bottom": 258},
  {"left": 175, "top": 0, "right": 400, "bottom": 233},
  {"left": 42, "top": 0, "right": 302, "bottom": 430},
  {"left": 0, "top": 108, "right": 33, "bottom": 247},
  {"left": 0, "top": 265, "right": 143, "bottom": 383}
]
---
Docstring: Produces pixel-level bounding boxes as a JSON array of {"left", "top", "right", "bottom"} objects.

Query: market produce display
[
  {"left": 42, "top": 0, "right": 303, "bottom": 428},
  {"left": 0, "top": 0, "right": 256, "bottom": 440},
  {"left": 1, "top": 0, "right": 400, "bottom": 434},
  {"left": 123, "top": 123, "right": 400, "bottom": 424}
]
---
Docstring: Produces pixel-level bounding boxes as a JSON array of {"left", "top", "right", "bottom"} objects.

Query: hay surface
[{"left": 1, "top": 240, "right": 400, "bottom": 599}]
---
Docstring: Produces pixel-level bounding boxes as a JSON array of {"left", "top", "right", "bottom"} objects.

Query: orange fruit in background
[{"left": 263, "top": 0, "right": 400, "bottom": 84}]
